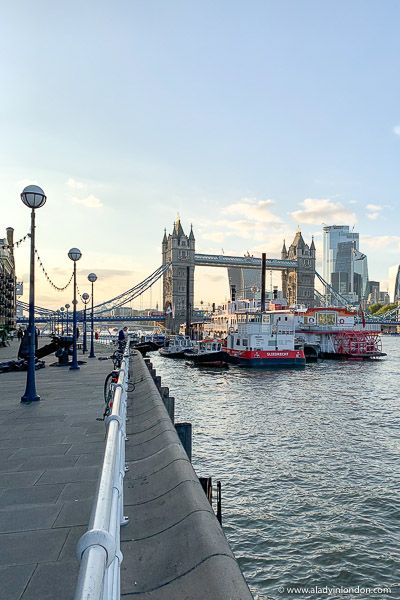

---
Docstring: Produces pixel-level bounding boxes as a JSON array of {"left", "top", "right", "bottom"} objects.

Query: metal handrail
[{"left": 74, "top": 339, "right": 131, "bottom": 600}]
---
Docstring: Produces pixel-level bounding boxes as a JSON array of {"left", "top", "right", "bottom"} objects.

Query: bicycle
[{"left": 96, "top": 369, "right": 120, "bottom": 421}]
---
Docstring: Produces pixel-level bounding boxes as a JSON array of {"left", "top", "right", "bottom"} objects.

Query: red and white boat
[
  {"left": 292, "top": 306, "right": 385, "bottom": 360},
  {"left": 225, "top": 310, "right": 305, "bottom": 368},
  {"left": 206, "top": 301, "right": 385, "bottom": 361}
]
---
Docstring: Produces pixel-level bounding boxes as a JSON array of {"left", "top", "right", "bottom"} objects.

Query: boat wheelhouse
[
  {"left": 159, "top": 335, "right": 193, "bottom": 358},
  {"left": 184, "top": 339, "right": 228, "bottom": 367}
]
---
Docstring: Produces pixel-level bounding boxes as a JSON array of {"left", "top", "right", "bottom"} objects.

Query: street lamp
[
  {"left": 65, "top": 303, "right": 70, "bottom": 334},
  {"left": 82, "top": 292, "right": 90, "bottom": 353},
  {"left": 88, "top": 273, "right": 97, "bottom": 358},
  {"left": 68, "top": 248, "right": 82, "bottom": 370},
  {"left": 20, "top": 184, "right": 47, "bottom": 403},
  {"left": 60, "top": 306, "right": 65, "bottom": 334}
]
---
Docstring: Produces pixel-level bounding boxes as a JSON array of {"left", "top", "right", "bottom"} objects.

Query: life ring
[
  {"left": 308, "top": 317, "right": 315, "bottom": 324},
  {"left": 339, "top": 318, "right": 345, "bottom": 324}
]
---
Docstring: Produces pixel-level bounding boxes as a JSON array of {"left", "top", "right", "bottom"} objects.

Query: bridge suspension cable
[
  {"left": 315, "top": 272, "right": 350, "bottom": 307},
  {"left": 90, "top": 263, "right": 170, "bottom": 314}
]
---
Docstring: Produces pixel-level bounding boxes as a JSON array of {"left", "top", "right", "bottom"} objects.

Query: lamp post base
[
  {"left": 88, "top": 353, "right": 96, "bottom": 359},
  {"left": 21, "top": 393, "right": 40, "bottom": 403},
  {"left": 69, "top": 364, "right": 80, "bottom": 371}
]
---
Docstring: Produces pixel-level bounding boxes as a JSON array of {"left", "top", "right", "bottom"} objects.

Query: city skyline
[{"left": 1, "top": 1, "right": 399, "bottom": 308}]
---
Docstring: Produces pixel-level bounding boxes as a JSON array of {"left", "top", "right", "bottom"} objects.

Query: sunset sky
[{"left": 1, "top": 1, "right": 399, "bottom": 309}]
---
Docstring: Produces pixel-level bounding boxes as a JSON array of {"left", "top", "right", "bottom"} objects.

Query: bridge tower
[
  {"left": 162, "top": 219, "right": 195, "bottom": 333},
  {"left": 281, "top": 231, "right": 316, "bottom": 307}
]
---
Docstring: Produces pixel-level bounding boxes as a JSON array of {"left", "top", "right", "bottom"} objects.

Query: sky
[{"left": 1, "top": 0, "right": 399, "bottom": 309}]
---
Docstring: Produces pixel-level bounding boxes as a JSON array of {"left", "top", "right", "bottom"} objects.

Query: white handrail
[{"left": 74, "top": 339, "right": 131, "bottom": 600}]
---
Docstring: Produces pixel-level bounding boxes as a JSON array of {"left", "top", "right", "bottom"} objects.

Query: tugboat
[
  {"left": 184, "top": 339, "right": 228, "bottom": 367},
  {"left": 159, "top": 335, "right": 193, "bottom": 359},
  {"left": 225, "top": 310, "right": 306, "bottom": 368}
]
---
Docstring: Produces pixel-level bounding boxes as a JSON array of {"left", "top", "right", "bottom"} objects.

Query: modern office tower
[
  {"left": 227, "top": 265, "right": 261, "bottom": 301},
  {"left": 394, "top": 266, "right": 400, "bottom": 302},
  {"left": 367, "top": 281, "right": 380, "bottom": 304},
  {"left": 323, "top": 225, "right": 369, "bottom": 303}
]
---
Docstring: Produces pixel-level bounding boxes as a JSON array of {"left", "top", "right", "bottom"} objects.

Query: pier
[{"left": 0, "top": 340, "right": 252, "bottom": 599}]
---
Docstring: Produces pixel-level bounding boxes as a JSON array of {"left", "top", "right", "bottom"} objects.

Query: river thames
[{"left": 151, "top": 336, "right": 400, "bottom": 600}]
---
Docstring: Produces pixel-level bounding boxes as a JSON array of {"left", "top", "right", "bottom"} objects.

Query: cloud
[
  {"left": 393, "top": 125, "right": 400, "bottom": 136},
  {"left": 362, "top": 235, "right": 400, "bottom": 251},
  {"left": 66, "top": 178, "right": 87, "bottom": 190},
  {"left": 198, "top": 197, "right": 283, "bottom": 248},
  {"left": 223, "top": 198, "right": 282, "bottom": 224},
  {"left": 290, "top": 198, "right": 357, "bottom": 225},
  {"left": 71, "top": 194, "right": 103, "bottom": 209},
  {"left": 365, "top": 203, "right": 383, "bottom": 221}
]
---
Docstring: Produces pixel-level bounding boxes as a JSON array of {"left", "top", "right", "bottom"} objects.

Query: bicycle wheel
[{"left": 104, "top": 372, "right": 113, "bottom": 404}]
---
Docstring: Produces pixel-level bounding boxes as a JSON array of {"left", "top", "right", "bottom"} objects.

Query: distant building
[
  {"left": 323, "top": 225, "right": 369, "bottom": 303},
  {"left": 367, "top": 281, "right": 380, "bottom": 305},
  {"left": 111, "top": 307, "right": 133, "bottom": 317},
  {"left": 227, "top": 264, "right": 260, "bottom": 301},
  {"left": 0, "top": 228, "right": 16, "bottom": 336},
  {"left": 379, "top": 291, "right": 390, "bottom": 305},
  {"left": 394, "top": 266, "right": 400, "bottom": 302}
]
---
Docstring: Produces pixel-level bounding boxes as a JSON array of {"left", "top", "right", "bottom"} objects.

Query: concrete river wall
[{"left": 120, "top": 350, "right": 253, "bottom": 599}]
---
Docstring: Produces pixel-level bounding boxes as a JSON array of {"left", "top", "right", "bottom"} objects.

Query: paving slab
[
  {"left": 0, "top": 564, "right": 36, "bottom": 600},
  {"left": 0, "top": 339, "right": 113, "bottom": 598}
]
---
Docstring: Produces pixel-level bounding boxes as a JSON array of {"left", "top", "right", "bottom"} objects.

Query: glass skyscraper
[{"left": 323, "top": 225, "right": 369, "bottom": 303}]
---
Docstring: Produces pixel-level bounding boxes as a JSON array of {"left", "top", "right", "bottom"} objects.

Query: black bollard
[
  {"left": 155, "top": 375, "right": 162, "bottom": 391},
  {"left": 175, "top": 422, "right": 192, "bottom": 461},
  {"left": 164, "top": 396, "right": 175, "bottom": 423}
]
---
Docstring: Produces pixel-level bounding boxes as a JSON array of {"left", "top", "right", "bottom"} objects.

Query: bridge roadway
[{"left": 0, "top": 340, "right": 252, "bottom": 599}]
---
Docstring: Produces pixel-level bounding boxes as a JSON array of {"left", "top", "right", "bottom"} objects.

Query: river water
[{"left": 150, "top": 336, "right": 400, "bottom": 600}]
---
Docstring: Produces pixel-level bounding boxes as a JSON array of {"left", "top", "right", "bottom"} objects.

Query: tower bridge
[{"left": 163, "top": 219, "right": 316, "bottom": 332}]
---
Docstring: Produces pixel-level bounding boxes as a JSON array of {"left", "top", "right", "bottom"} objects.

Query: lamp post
[
  {"left": 20, "top": 184, "right": 46, "bottom": 403},
  {"left": 60, "top": 306, "right": 65, "bottom": 334},
  {"left": 68, "top": 248, "right": 82, "bottom": 370},
  {"left": 65, "top": 303, "right": 70, "bottom": 334},
  {"left": 82, "top": 292, "right": 89, "bottom": 353},
  {"left": 88, "top": 273, "right": 97, "bottom": 358}
]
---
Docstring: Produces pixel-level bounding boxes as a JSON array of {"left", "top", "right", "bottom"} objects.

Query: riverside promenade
[
  {"left": 0, "top": 339, "right": 112, "bottom": 600},
  {"left": 0, "top": 340, "right": 253, "bottom": 600}
]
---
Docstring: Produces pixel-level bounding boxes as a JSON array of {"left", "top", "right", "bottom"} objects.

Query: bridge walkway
[{"left": 0, "top": 340, "right": 112, "bottom": 600}]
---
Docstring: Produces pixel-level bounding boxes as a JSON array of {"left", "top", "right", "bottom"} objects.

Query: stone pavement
[{"left": 0, "top": 339, "right": 113, "bottom": 600}]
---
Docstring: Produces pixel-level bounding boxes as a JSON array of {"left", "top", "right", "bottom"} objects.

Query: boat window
[
  {"left": 262, "top": 315, "right": 270, "bottom": 323},
  {"left": 285, "top": 317, "right": 288, "bottom": 321},
  {"left": 317, "top": 312, "right": 336, "bottom": 325},
  {"left": 242, "top": 339, "right": 248, "bottom": 346},
  {"left": 236, "top": 338, "right": 241, "bottom": 346}
]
